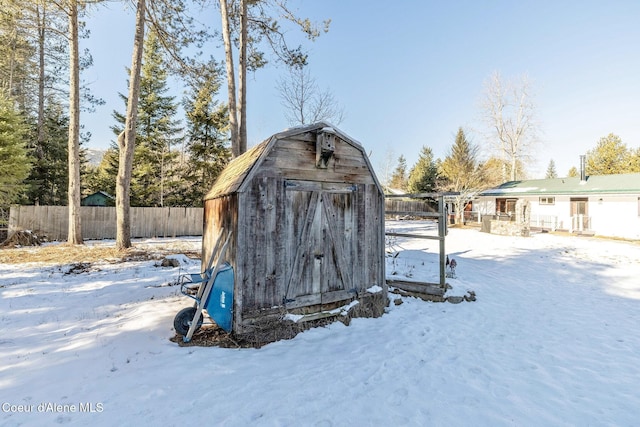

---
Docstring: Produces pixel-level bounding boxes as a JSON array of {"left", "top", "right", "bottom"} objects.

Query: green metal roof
[{"left": 480, "top": 173, "right": 640, "bottom": 196}]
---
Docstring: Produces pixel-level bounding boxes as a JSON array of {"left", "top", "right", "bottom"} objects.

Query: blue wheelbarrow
[{"left": 173, "top": 231, "right": 233, "bottom": 343}]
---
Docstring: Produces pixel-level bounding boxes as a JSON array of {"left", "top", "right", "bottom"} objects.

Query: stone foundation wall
[{"left": 490, "top": 220, "right": 530, "bottom": 237}]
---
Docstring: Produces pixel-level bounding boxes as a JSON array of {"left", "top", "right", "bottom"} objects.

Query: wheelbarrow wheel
[{"left": 174, "top": 307, "right": 203, "bottom": 336}]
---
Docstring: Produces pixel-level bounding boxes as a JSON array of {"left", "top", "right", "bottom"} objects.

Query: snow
[{"left": 2, "top": 223, "right": 640, "bottom": 426}]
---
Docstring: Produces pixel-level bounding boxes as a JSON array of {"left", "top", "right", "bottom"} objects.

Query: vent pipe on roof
[{"left": 579, "top": 155, "right": 586, "bottom": 183}]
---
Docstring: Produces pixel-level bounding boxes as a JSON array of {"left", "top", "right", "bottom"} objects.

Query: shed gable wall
[{"left": 252, "top": 133, "right": 375, "bottom": 185}]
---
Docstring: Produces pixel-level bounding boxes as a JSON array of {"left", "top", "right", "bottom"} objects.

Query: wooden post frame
[{"left": 385, "top": 192, "right": 453, "bottom": 292}]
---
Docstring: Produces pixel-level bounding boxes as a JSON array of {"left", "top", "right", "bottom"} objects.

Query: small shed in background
[
  {"left": 202, "top": 122, "right": 387, "bottom": 340},
  {"left": 81, "top": 191, "right": 115, "bottom": 207}
]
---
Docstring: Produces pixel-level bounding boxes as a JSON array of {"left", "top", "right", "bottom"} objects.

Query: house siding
[{"left": 477, "top": 193, "right": 640, "bottom": 239}]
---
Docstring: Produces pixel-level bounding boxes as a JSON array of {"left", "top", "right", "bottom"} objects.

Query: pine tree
[
  {"left": 180, "top": 60, "right": 231, "bottom": 207},
  {"left": 0, "top": 92, "right": 32, "bottom": 205},
  {"left": 407, "top": 146, "right": 439, "bottom": 193},
  {"left": 112, "top": 28, "right": 182, "bottom": 207},
  {"left": 25, "top": 105, "right": 69, "bottom": 205},
  {"left": 84, "top": 147, "right": 118, "bottom": 197},
  {"left": 440, "top": 129, "right": 480, "bottom": 189},
  {"left": 389, "top": 155, "right": 408, "bottom": 191},
  {"left": 439, "top": 128, "right": 483, "bottom": 224},
  {"left": 545, "top": 159, "right": 557, "bottom": 179},
  {"left": 586, "top": 133, "right": 631, "bottom": 175}
]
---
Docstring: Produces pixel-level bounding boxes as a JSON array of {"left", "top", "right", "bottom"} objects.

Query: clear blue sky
[{"left": 82, "top": 0, "right": 640, "bottom": 179}]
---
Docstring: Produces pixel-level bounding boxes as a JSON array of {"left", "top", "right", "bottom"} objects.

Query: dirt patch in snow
[{"left": 171, "top": 292, "right": 389, "bottom": 349}]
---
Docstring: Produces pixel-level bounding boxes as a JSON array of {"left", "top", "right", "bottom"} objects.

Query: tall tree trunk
[
  {"left": 66, "top": 0, "right": 82, "bottom": 245},
  {"left": 237, "top": 0, "right": 247, "bottom": 154},
  {"left": 67, "top": 0, "right": 82, "bottom": 245},
  {"left": 116, "top": 0, "right": 146, "bottom": 250},
  {"left": 36, "top": 2, "right": 46, "bottom": 205},
  {"left": 219, "top": 0, "right": 239, "bottom": 157},
  {"left": 37, "top": 5, "right": 46, "bottom": 140}
]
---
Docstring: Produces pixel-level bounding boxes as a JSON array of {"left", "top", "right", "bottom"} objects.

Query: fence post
[{"left": 438, "top": 195, "right": 446, "bottom": 288}]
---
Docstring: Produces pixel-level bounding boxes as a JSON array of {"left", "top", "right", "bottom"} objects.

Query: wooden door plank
[
  {"left": 322, "top": 196, "right": 353, "bottom": 292},
  {"left": 284, "top": 191, "right": 320, "bottom": 301}
]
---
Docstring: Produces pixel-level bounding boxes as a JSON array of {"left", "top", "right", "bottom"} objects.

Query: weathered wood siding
[
  {"left": 202, "top": 195, "right": 238, "bottom": 267},
  {"left": 363, "top": 183, "right": 385, "bottom": 291},
  {"left": 202, "top": 127, "right": 385, "bottom": 334},
  {"left": 256, "top": 134, "right": 376, "bottom": 185},
  {"left": 245, "top": 136, "right": 383, "bottom": 318},
  {"left": 237, "top": 177, "right": 283, "bottom": 312},
  {"left": 9, "top": 206, "right": 203, "bottom": 240}
]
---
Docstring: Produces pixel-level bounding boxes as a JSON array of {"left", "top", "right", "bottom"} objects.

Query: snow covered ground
[{"left": 1, "top": 222, "right": 640, "bottom": 426}]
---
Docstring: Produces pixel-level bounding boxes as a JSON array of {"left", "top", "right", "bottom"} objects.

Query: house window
[
  {"left": 571, "top": 198, "right": 588, "bottom": 216},
  {"left": 496, "top": 198, "right": 518, "bottom": 215},
  {"left": 539, "top": 197, "right": 555, "bottom": 205}
]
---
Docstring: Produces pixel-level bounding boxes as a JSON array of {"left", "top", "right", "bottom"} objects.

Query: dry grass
[
  {"left": 0, "top": 242, "right": 200, "bottom": 265},
  {"left": 1, "top": 245, "right": 136, "bottom": 265}
]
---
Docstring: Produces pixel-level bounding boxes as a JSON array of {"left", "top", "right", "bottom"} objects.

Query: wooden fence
[
  {"left": 8, "top": 206, "right": 203, "bottom": 241},
  {"left": 384, "top": 199, "right": 437, "bottom": 217}
]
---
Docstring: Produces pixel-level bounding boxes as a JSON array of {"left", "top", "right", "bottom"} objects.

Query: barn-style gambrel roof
[
  {"left": 481, "top": 173, "right": 640, "bottom": 197},
  {"left": 205, "top": 122, "right": 380, "bottom": 200}
]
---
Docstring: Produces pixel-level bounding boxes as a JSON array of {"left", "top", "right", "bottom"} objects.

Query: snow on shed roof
[{"left": 480, "top": 173, "right": 640, "bottom": 196}]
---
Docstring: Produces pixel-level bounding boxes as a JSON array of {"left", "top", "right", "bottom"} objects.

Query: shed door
[{"left": 284, "top": 180, "right": 357, "bottom": 309}]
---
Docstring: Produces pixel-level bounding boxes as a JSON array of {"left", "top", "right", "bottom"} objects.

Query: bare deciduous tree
[
  {"left": 377, "top": 148, "right": 396, "bottom": 190},
  {"left": 277, "top": 65, "right": 344, "bottom": 126},
  {"left": 481, "top": 71, "right": 539, "bottom": 181},
  {"left": 217, "top": 0, "right": 330, "bottom": 157}
]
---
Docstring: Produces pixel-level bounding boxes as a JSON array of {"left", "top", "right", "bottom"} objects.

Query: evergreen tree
[
  {"left": 545, "top": 159, "right": 558, "bottom": 179},
  {"left": 2, "top": 0, "right": 100, "bottom": 212},
  {"left": 407, "top": 146, "right": 439, "bottom": 193},
  {"left": 439, "top": 128, "right": 484, "bottom": 224},
  {"left": 586, "top": 133, "right": 631, "bottom": 175},
  {"left": 389, "top": 155, "right": 408, "bottom": 191},
  {"left": 112, "top": 28, "right": 182, "bottom": 207},
  {"left": 439, "top": 128, "right": 480, "bottom": 190},
  {"left": 180, "top": 60, "right": 230, "bottom": 206},
  {"left": 0, "top": 92, "right": 32, "bottom": 205},
  {"left": 25, "top": 105, "right": 69, "bottom": 205},
  {"left": 84, "top": 147, "right": 118, "bottom": 198}
]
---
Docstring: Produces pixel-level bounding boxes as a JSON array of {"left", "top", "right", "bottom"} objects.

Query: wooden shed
[{"left": 202, "top": 122, "right": 387, "bottom": 339}]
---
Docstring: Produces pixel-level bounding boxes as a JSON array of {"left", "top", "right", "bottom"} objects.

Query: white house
[{"left": 475, "top": 172, "right": 640, "bottom": 240}]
